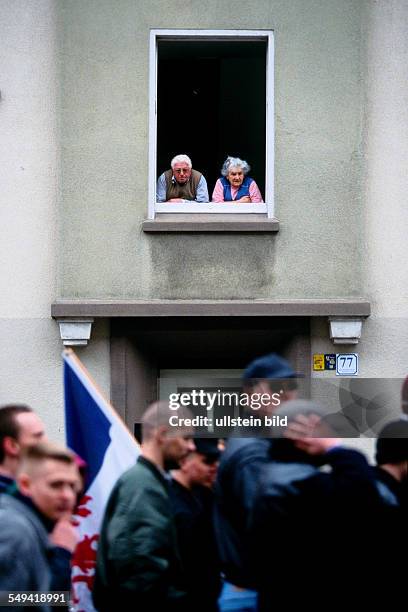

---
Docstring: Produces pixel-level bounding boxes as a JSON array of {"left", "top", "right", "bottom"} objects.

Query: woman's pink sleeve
[
  {"left": 212, "top": 179, "right": 225, "bottom": 202},
  {"left": 249, "top": 181, "right": 264, "bottom": 203}
]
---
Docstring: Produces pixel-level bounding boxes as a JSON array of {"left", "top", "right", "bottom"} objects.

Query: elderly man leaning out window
[{"left": 156, "top": 154, "right": 209, "bottom": 203}]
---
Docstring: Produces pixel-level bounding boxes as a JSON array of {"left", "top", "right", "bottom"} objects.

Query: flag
[{"left": 63, "top": 349, "right": 139, "bottom": 612}]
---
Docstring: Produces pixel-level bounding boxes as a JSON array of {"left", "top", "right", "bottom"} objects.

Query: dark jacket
[
  {"left": 0, "top": 473, "right": 14, "bottom": 494},
  {"left": 214, "top": 437, "right": 271, "bottom": 588},
  {"left": 369, "top": 466, "right": 407, "bottom": 606},
  {"left": 169, "top": 480, "right": 221, "bottom": 611},
  {"left": 373, "top": 465, "right": 404, "bottom": 507},
  {"left": 250, "top": 443, "right": 381, "bottom": 611},
  {"left": 93, "top": 456, "right": 187, "bottom": 612},
  {"left": 0, "top": 495, "right": 55, "bottom": 612}
]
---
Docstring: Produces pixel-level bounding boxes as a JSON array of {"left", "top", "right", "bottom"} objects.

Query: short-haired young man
[
  {"left": 0, "top": 404, "right": 46, "bottom": 492},
  {"left": 0, "top": 443, "right": 81, "bottom": 610}
]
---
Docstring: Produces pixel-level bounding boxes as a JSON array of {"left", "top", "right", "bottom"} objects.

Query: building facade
[{"left": 1, "top": 0, "right": 407, "bottom": 447}]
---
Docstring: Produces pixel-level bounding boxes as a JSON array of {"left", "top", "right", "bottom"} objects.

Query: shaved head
[{"left": 142, "top": 401, "right": 194, "bottom": 441}]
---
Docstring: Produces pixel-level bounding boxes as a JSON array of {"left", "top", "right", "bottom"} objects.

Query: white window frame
[{"left": 148, "top": 29, "right": 275, "bottom": 219}]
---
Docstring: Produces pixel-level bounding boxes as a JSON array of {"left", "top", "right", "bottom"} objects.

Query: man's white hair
[{"left": 171, "top": 154, "right": 192, "bottom": 169}]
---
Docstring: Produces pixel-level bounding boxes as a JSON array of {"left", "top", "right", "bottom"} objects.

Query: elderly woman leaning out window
[{"left": 212, "top": 156, "right": 263, "bottom": 203}]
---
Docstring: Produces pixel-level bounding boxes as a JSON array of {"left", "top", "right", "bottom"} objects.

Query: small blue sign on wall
[
  {"left": 324, "top": 354, "right": 336, "bottom": 370},
  {"left": 336, "top": 353, "right": 358, "bottom": 376}
]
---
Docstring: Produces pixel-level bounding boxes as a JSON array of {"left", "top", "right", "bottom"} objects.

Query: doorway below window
[{"left": 110, "top": 316, "right": 310, "bottom": 431}]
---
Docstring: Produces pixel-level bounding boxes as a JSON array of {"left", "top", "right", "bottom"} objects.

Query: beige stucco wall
[
  {"left": 1, "top": 1, "right": 407, "bottom": 456},
  {"left": 310, "top": 0, "right": 408, "bottom": 379},
  {"left": 0, "top": 0, "right": 111, "bottom": 440},
  {"left": 310, "top": 0, "right": 408, "bottom": 458},
  {"left": 59, "top": 0, "right": 364, "bottom": 299},
  {"left": 361, "top": 0, "right": 408, "bottom": 376}
]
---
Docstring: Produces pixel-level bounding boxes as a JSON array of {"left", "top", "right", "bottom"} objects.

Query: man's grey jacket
[{"left": 0, "top": 494, "right": 55, "bottom": 612}]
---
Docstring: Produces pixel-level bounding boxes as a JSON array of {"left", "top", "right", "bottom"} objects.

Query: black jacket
[
  {"left": 214, "top": 437, "right": 271, "bottom": 588},
  {"left": 250, "top": 443, "right": 381, "bottom": 610},
  {"left": 169, "top": 480, "right": 221, "bottom": 611},
  {"left": 369, "top": 466, "right": 407, "bottom": 607}
]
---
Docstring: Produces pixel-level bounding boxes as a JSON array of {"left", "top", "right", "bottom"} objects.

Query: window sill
[{"left": 142, "top": 214, "right": 280, "bottom": 233}]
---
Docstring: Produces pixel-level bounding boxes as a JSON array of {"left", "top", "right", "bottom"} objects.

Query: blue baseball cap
[{"left": 243, "top": 352, "right": 297, "bottom": 380}]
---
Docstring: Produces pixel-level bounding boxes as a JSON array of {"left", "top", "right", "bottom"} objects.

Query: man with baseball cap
[
  {"left": 214, "top": 353, "right": 299, "bottom": 612},
  {"left": 170, "top": 438, "right": 222, "bottom": 612}
]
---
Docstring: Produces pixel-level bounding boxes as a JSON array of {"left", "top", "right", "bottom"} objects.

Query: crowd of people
[
  {"left": 156, "top": 154, "right": 264, "bottom": 203},
  {"left": 0, "top": 353, "right": 407, "bottom": 612}
]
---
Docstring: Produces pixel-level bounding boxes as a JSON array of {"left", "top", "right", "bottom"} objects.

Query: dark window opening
[{"left": 157, "top": 40, "right": 267, "bottom": 198}]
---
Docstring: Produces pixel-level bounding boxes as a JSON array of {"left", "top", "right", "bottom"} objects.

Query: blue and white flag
[{"left": 63, "top": 349, "right": 139, "bottom": 611}]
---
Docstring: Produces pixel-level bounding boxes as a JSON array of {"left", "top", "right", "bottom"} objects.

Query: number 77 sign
[{"left": 336, "top": 353, "right": 358, "bottom": 376}]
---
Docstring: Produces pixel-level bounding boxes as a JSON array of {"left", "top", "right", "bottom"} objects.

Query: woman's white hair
[
  {"left": 221, "top": 156, "right": 250, "bottom": 177},
  {"left": 171, "top": 154, "right": 192, "bottom": 169}
]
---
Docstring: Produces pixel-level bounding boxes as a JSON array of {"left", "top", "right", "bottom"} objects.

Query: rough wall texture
[
  {"left": 59, "top": 0, "right": 364, "bottom": 299},
  {"left": 311, "top": 0, "right": 408, "bottom": 377},
  {"left": 0, "top": 0, "right": 62, "bottom": 437},
  {"left": 2, "top": 1, "right": 407, "bottom": 454},
  {"left": 309, "top": 0, "right": 408, "bottom": 459},
  {"left": 358, "top": 0, "right": 408, "bottom": 377},
  {"left": 0, "top": 1, "right": 111, "bottom": 438}
]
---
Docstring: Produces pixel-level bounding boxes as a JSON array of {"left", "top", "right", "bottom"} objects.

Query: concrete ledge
[
  {"left": 142, "top": 214, "right": 280, "bottom": 232},
  {"left": 51, "top": 299, "right": 371, "bottom": 318}
]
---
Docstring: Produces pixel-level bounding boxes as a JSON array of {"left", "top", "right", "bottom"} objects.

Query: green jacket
[{"left": 93, "top": 456, "right": 187, "bottom": 611}]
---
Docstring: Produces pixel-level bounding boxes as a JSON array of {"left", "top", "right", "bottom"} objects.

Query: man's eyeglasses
[{"left": 174, "top": 168, "right": 191, "bottom": 174}]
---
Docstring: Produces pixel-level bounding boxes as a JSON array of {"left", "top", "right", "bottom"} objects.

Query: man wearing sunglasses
[
  {"left": 156, "top": 154, "right": 209, "bottom": 203},
  {"left": 170, "top": 438, "right": 222, "bottom": 612}
]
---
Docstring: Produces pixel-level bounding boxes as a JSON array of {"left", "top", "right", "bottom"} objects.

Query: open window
[{"left": 148, "top": 30, "right": 275, "bottom": 219}]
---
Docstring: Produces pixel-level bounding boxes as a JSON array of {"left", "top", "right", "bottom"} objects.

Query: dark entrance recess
[
  {"left": 111, "top": 317, "right": 310, "bottom": 431},
  {"left": 156, "top": 40, "right": 267, "bottom": 198}
]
